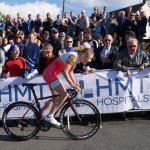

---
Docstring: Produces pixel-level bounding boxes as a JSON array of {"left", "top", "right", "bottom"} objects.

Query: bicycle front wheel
[
  {"left": 2, "top": 101, "right": 40, "bottom": 141},
  {"left": 59, "top": 99, "right": 101, "bottom": 140}
]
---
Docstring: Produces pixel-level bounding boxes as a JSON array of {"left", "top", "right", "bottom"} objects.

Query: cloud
[
  {"left": 68, "top": 0, "right": 143, "bottom": 9},
  {"left": 0, "top": 1, "right": 61, "bottom": 20}
]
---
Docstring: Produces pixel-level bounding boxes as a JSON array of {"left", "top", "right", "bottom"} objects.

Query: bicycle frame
[
  {"left": 20, "top": 84, "right": 84, "bottom": 125},
  {"left": 20, "top": 86, "right": 59, "bottom": 121}
]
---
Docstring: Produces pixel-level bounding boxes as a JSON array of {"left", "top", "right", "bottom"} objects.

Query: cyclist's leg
[
  {"left": 45, "top": 82, "right": 68, "bottom": 126},
  {"left": 40, "top": 88, "right": 58, "bottom": 114},
  {"left": 49, "top": 83, "right": 68, "bottom": 114}
]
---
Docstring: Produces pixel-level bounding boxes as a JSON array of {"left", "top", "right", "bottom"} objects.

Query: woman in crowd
[
  {"left": 89, "top": 15, "right": 97, "bottom": 30},
  {"left": 14, "top": 34, "right": 25, "bottom": 57},
  {"left": 94, "top": 35, "right": 103, "bottom": 47}
]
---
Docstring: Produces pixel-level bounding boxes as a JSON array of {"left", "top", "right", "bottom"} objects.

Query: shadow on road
[
  {"left": 0, "top": 135, "right": 19, "bottom": 142},
  {"left": 34, "top": 136, "right": 72, "bottom": 141}
]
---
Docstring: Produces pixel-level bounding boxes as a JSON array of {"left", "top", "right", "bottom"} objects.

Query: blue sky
[{"left": 0, "top": 0, "right": 143, "bottom": 20}]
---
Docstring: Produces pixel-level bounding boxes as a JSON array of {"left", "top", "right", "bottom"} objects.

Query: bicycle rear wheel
[
  {"left": 2, "top": 101, "right": 40, "bottom": 141},
  {"left": 59, "top": 99, "right": 101, "bottom": 140}
]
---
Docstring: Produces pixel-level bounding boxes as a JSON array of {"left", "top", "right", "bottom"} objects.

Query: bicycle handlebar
[{"left": 66, "top": 88, "right": 78, "bottom": 100}]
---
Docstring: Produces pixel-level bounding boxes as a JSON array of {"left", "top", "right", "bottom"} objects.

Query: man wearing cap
[
  {"left": 79, "top": 10, "right": 89, "bottom": 31},
  {"left": 119, "top": 30, "right": 137, "bottom": 53},
  {"left": 1, "top": 44, "right": 26, "bottom": 78},
  {"left": 50, "top": 28, "right": 62, "bottom": 56}
]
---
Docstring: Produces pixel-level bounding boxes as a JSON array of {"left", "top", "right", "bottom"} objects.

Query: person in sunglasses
[
  {"left": 113, "top": 38, "right": 149, "bottom": 121},
  {"left": 58, "top": 36, "right": 74, "bottom": 56},
  {"left": 113, "top": 38, "right": 149, "bottom": 78},
  {"left": 95, "top": 34, "right": 118, "bottom": 69}
]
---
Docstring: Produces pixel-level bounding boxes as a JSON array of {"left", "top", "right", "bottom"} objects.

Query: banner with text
[{"left": 0, "top": 68, "right": 150, "bottom": 118}]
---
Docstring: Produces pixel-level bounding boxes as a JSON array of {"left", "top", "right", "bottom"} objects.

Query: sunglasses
[
  {"left": 66, "top": 41, "right": 72, "bottom": 43},
  {"left": 104, "top": 39, "right": 111, "bottom": 42},
  {"left": 61, "top": 36, "right": 65, "bottom": 37},
  {"left": 128, "top": 45, "right": 136, "bottom": 48}
]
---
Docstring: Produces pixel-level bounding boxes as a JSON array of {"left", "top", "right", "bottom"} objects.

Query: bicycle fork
[{"left": 68, "top": 101, "right": 82, "bottom": 122}]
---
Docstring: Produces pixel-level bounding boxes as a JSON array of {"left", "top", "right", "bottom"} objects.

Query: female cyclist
[{"left": 42, "top": 45, "right": 94, "bottom": 126}]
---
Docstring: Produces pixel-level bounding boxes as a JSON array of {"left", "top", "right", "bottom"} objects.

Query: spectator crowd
[{"left": 0, "top": 6, "right": 150, "bottom": 120}]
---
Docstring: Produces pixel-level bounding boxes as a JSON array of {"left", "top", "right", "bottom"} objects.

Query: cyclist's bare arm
[
  {"left": 68, "top": 65, "right": 79, "bottom": 86},
  {"left": 63, "top": 63, "right": 76, "bottom": 87}
]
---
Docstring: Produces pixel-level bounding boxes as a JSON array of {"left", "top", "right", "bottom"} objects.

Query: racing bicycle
[{"left": 2, "top": 83, "right": 101, "bottom": 141}]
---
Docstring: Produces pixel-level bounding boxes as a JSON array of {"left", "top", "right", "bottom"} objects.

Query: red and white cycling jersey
[{"left": 43, "top": 52, "right": 79, "bottom": 88}]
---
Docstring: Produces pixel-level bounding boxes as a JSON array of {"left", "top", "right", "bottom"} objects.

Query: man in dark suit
[{"left": 95, "top": 34, "right": 118, "bottom": 70}]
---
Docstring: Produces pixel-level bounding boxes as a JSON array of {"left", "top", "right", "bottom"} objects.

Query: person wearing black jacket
[
  {"left": 119, "top": 30, "right": 137, "bottom": 53},
  {"left": 95, "top": 34, "right": 118, "bottom": 70},
  {"left": 137, "top": 11, "right": 147, "bottom": 44},
  {"left": 43, "top": 13, "right": 53, "bottom": 34},
  {"left": 38, "top": 44, "right": 57, "bottom": 74}
]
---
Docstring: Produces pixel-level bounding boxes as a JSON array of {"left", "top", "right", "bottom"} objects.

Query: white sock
[{"left": 47, "top": 113, "right": 54, "bottom": 118}]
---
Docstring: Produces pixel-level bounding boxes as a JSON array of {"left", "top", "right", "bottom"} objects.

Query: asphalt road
[{"left": 0, "top": 113, "right": 150, "bottom": 150}]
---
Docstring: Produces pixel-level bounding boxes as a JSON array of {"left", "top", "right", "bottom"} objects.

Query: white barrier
[{"left": 0, "top": 68, "right": 150, "bottom": 118}]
